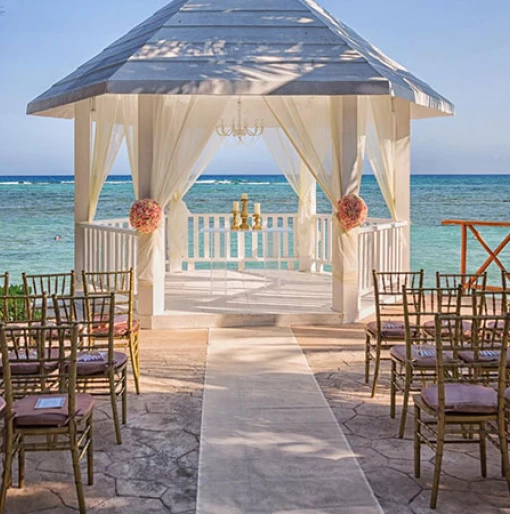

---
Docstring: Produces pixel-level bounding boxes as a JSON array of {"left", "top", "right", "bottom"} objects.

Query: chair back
[
  {"left": 503, "top": 271, "right": 510, "bottom": 291},
  {"left": 82, "top": 269, "right": 135, "bottom": 330},
  {"left": 0, "top": 272, "right": 9, "bottom": 294},
  {"left": 402, "top": 286, "right": 463, "bottom": 351},
  {"left": 436, "top": 272, "right": 487, "bottom": 292},
  {"left": 434, "top": 313, "right": 510, "bottom": 414},
  {"left": 52, "top": 293, "right": 116, "bottom": 362},
  {"left": 0, "top": 323, "right": 79, "bottom": 403},
  {"left": 472, "top": 290, "right": 508, "bottom": 317},
  {"left": 373, "top": 270, "right": 424, "bottom": 329},
  {"left": 22, "top": 271, "right": 75, "bottom": 297},
  {"left": 0, "top": 294, "right": 47, "bottom": 324}
]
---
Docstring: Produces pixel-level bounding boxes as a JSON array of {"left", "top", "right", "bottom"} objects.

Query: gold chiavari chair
[
  {"left": 436, "top": 272, "right": 487, "bottom": 313},
  {"left": 82, "top": 269, "right": 140, "bottom": 394},
  {"left": 0, "top": 273, "right": 8, "bottom": 294},
  {"left": 414, "top": 313, "right": 510, "bottom": 509},
  {"left": 391, "top": 286, "right": 463, "bottom": 438},
  {"left": 22, "top": 271, "right": 75, "bottom": 320},
  {"left": 503, "top": 271, "right": 510, "bottom": 290},
  {"left": 0, "top": 294, "right": 47, "bottom": 324},
  {"left": 0, "top": 323, "right": 94, "bottom": 514},
  {"left": 53, "top": 293, "right": 127, "bottom": 444},
  {"left": 473, "top": 290, "right": 508, "bottom": 317},
  {"left": 365, "top": 270, "right": 424, "bottom": 397},
  {"left": 22, "top": 271, "right": 75, "bottom": 297}
]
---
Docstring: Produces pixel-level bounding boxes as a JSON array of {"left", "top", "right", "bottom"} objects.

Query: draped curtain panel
[
  {"left": 137, "top": 96, "right": 227, "bottom": 282},
  {"left": 264, "top": 97, "right": 366, "bottom": 226},
  {"left": 265, "top": 96, "right": 366, "bottom": 309},
  {"left": 366, "top": 97, "right": 397, "bottom": 219},
  {"left": 121, "top": 96, "right": 139, "bottom": 200},
  {"left": 88, "top": 95, "right": 125, "bottom": 222},
  {"left": 262, "top": 128, "right": 317, "bottom": 267}
]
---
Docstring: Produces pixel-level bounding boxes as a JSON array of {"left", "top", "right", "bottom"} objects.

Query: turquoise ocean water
[{"left": 0, "top": 174, "right": 508, "bottom": 286}]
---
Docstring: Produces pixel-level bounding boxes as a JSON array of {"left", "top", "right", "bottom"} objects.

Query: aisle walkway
[{"left": 197, "top": 327, "right": 383, "bottom": 514}]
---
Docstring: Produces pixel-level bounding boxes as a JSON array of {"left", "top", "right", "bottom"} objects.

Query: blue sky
[{"left": 0, "top": 0, "right": 509, "bottom": 175}]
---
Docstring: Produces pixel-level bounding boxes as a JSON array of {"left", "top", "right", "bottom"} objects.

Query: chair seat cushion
[
  {"left": 1, "top": 349, "right": 60, "bottom": 376},
  {"left": 366, "top": 320, "right": 407, "bottom": 339},
  {"left": 91, "top": 315, "right": 140, "bottom": 337},
  {"left": 13, "top": 393, "right": 94, "bottom": 427},
  {"left": 421, "top": 383, "right": 497, "bottom": 414},
  {"left": 459, "top": 349, "right": 508, "bottom": 365},
  {"left": 487, "top": 320, "right": 510, "bottom": 333},
  {"left": 75, "top": 351, "right": 128, "bottom": 376},
  {"left": 390, "top": 344, "right": 441, "bottom": 367},
  {"left": 423, "top": 319, "right": 472, "bottom": 338}
]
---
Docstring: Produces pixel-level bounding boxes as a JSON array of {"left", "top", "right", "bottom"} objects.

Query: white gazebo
[{"left": 27, "top": 0, "right": 453, "bottom": 328}]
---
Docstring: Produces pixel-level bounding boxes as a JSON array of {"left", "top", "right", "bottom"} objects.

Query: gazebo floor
[{"left": 159, "top": 269, "right": 375, "bottom": 329}]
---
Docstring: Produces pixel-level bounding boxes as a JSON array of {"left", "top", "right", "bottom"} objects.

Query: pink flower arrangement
[
  {"left": 336, "top": 194, "right": 368, "bottom": 231},
  {"left": 129, "top": 199, "right": 163, "bottom": 234}
]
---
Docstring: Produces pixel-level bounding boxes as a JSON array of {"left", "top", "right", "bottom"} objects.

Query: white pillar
[
  {"left": 298, "top": 164, "right": 317, "bottom": 272},
  {"left": 74, "top": 100, "right": 92, "bottom": 285},
  {"left": 394, "top": 98, "right": 411, "bottom": 270},
  {"left": 332, "top": 97, "right": 361, "bottom": 322},
  {"left": 136, "top": 96, "right": 165, "bottom": 327}
]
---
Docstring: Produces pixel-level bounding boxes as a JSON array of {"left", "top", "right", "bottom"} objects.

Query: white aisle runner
[{"left": 197, "top": 327, "right": 383, "bottom": 514}]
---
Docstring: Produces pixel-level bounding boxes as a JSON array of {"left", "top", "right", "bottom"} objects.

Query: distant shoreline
[{"left": 0, "top": 173, "right": 509, "bottom": 179}]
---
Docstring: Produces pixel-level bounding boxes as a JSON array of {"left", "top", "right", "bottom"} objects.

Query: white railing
[
  {"left": 81, "top": 214, "right": 408, "bottom": 297},
  {"left": 81, "top": 219, "right": 137, "bottom": 273},
  {"left": 358, "top": 219, "right": 408, "bottom": 296},
  {"left": 183, "top": 213, "right": 297, "bottom": 270}
]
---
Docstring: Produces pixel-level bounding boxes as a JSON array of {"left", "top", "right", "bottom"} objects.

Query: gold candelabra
[
  {"left": 253, "top": 213, "right": 262, "bottom": 230},
  {"left": 231, "top": 208, "right": 240, "bottom": 230},
  {"left": 240, "top": 196, "right": 251, "bottom": 230}
]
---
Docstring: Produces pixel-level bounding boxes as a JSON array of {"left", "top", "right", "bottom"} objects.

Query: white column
[
  {"left": 298, "top": 165, "right": 317, "bottom": 272},
  {"left": 74, "top": 100, "right": 92, "bottom": 285},
  {"left": 394, "top": 98, "right": 411, "bottom": 270},
  {"left": 136, "top": 96, "right": 165, "bottom": 327},
  {"left": 332, "top": 97, "right": 361, "bottom": 322}
]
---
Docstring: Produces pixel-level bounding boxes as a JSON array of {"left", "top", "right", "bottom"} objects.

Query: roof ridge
[{"left": 27, "top": 0, "right": 453, "bottom": 117}]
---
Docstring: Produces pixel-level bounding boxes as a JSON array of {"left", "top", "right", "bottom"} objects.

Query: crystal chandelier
[{"left": 216, "top": 97, "right": 264, "bottom": 145}]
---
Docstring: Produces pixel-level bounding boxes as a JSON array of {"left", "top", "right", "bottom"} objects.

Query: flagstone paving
[
  {"left": 3, "top": 324, "right": 510, "bottom": 514},
  {"left": 294, "top": 324, "right": 510, "bottom": 514},
  {"left": 2, "top": 329, "right": 208, "bottom": 514}
]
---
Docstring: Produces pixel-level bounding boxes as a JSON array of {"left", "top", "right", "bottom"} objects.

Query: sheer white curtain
[
  {"left": 138, "top": 96, "right": 227, "bottom": 281},
  {"left": 88, "top": 95, "right": 125, "bottom": 221},
  {"left": 264, "top": 96, "right": 366, "bottom": 314},
  {"left": 263, "top": 128, "right": 317, "bottom": 270},
  {"left": 121, "top": 96, "right": 139, "bottom": 199},
  {"left": 264, "top": 96, "right": 366, "bottom": 209},
  {"left": 366, "top": 97, "right": 397, "bottom": 219}
]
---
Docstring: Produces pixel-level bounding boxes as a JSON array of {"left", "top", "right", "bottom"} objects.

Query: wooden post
[
  {"left": 74, "top": 100, "right": 92, "bottom": 286},
  {"left": 332, "top": 96, "right": 361, "bottom": 322},
  {"left": 394, "top": 98, "right": 411, "bottom": 270},
  {"left": 136, "top": 96, "right": 165, "bottom": 327},
  {"left": 460, "top": 224, "right": 467, "bottom": 276}
]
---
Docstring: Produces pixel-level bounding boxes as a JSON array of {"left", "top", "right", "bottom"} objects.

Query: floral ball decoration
[
  {"left": 129, "top": 199, "right": 163, "bottom": 234},
  {"left": 336, "top": 194, "right": 368, "bottom": 231}
]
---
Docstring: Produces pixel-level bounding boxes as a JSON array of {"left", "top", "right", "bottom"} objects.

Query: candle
[
  {"left": 241, "top": 193, "right": 248, "bottom": 200},
  {"left": 233, "top": 201, "right": 239, "bottom": 211},
  {"left": 254, "top": 202, "right": 261, "bottom": 215}
]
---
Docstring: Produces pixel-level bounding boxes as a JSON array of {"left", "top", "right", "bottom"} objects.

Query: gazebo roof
[{"left": 27, "top": 0, "right": 454, "bottom": 118}]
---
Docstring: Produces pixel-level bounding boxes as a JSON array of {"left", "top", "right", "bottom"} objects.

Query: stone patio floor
[{"left": 3, "top": 324, "right": 510, "bottom": 513}]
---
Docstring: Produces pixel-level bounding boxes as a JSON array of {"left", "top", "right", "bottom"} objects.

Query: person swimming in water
[{"left": 54, "top": 235, "right": 62, "bottom": 241}]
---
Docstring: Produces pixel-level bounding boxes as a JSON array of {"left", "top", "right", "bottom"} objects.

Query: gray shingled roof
[{"left": 27, "top": 0, "right": 454, "bottom": 117}]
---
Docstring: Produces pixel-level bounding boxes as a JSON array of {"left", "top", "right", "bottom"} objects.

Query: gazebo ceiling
[{"left": 27, "top": 0, "right": 454, "bottom": 118}]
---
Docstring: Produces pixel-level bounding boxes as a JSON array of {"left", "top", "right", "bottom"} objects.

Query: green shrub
[{"left": 0, "top": 284, "right": 30, "bottom": 321}]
